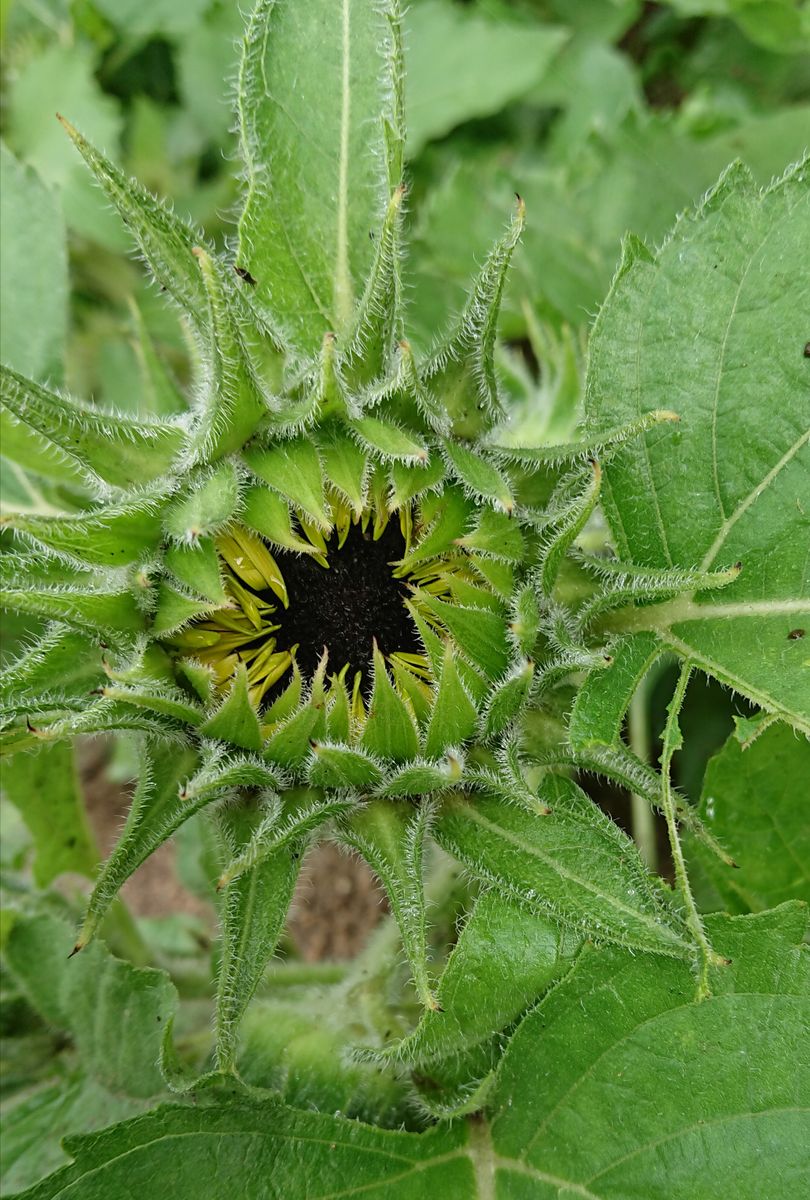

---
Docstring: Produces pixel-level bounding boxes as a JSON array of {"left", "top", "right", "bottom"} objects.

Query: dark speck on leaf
[
  {"left": 787, "top": 628, "right": 805, "bottom": 640},
  {"left": 804, "top": 342, "right": 810, "bottom": 358},
  {"left": 235, "top": 266, "right": 257, "bottom": 286}
]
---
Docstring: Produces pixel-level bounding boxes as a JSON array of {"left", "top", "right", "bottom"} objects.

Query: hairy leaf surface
[{"left": 586, "top": 161, "right": 810, "bottom": 729}]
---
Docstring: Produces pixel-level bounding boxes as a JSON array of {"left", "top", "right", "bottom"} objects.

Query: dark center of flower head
[
  {"left": 269, "top": 520, "right": 421, "bottom": 679},
  {"left": 168, "top": 513, "right": 432, "bottom": 709}
]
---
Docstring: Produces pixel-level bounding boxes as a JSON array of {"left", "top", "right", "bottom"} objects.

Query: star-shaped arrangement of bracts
[{"left": 0, "top": 0, "right": 742, "bottom": 1064}]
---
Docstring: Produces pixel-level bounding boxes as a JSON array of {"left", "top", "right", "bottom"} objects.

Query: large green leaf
[
  {"left": 1, "top": 911, "right": 175, "bottom": 1193},
  {"left": 688, "top": 721, "right": 810, "bottom": 913},
  {"left": 0, "top": 144, "right": 66, "bottom": 383},
  {"left": 15, "top": 1095, "right": 472, "bottom": 1200},
  {"left": 3, "top": 911, "right": 175, "bottom": 1097},
  {"left": 489, "top": 905, "right": 809, "bottom": 1200},
  {"left": 586, "top": 160, "right": 810, "bottom": 730},
  {"left": 237, "top": 0, "right": 399, "bottom": 353},
  {"left": 1, "top": 1077, "right": 150, "bottom": 1197},
  {"left": 15, "top": 909, "right": 807, "bottom": 1199}
]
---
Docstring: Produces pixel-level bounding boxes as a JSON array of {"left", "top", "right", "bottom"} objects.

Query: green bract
[{"left": 1, "top": 0, "right": 808, "bottom": 1099}]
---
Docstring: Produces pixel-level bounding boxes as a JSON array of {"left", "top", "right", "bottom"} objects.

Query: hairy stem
[
  {"left": 628, "top": 680, "right": 657, "bottom": 871},
  {"left": 660, "top": 661, "right": 726, "bottom": 998}
]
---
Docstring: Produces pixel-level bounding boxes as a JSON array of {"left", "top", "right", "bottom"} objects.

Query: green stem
[
  {"left": 628, "top": 681, "right": 657, "bottom": 871},
  {"left": 660, "top": 662, "right": 727, "bottom": 999}
]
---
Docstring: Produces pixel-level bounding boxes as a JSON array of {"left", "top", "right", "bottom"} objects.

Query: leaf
[
  {"left": 237, "top": 0, "right": 398, "bottom": 352},
  {"left": 242, "top": 438, "right": 331, "bottom": 529},
  {"left": 5, "top": 496, "right": 165, "bottom": 567},
  {"left": 489, "top": 905, "right": 810, "bottom": 1200},
  {"left": 215, "top": 800, "right": 305, "bottom": 1070},
  {"left": 56, "top": 118, "right": 210, "bottom": 326},
  {"left": 586, "top": 160, "right": 810, "bottom": 730},
  {"left": 1, "top": 742, "right": 98, "bottom": 886},
  {"left": 6, "top": 44, "right": 124, "bottom": 251},
  {"left": 0, "top": 366, "right": 186, "bottom": 491},
  {"left": 350, "top": 416, "right": 428, "bottom": 464},
  {"left": 0, "top": 143, "right": 67, "bottom": 382},
  {"left": 1, "top": 1077, "right": 148, "bottom": 1197},
  {"left": 387, "top": 890, "right": 576, "bottom": 1068},
  {"left": 440, "top": 440, "right": 514, "bottom": 513},
  {"left": 361, "top": 646, "right": 420, "bottom": 762},
  {"left": 404, "top": 1, "right": 566, "bottom": 155},
  {"left": 665, "top": 0, "right": 810, "bottom": 54},
  {"left": 568, "top": 631, "right": 663, "bottom": 750},
  {"left": 92, "top": 0, "right": 210, "bottom": 38},
  {"left": 2, "top": 910, "right": 175, "bottom": 1097},
  {"left": 689, "top": 722, "right": 810, "bottom": 913},
  {"left": 200, "top": 664, "right": 264, "bottom": 752},
  {"left": 409, "top": 108, "right": 810, "bottom": 344},
  {"left": 74, "top": 742, "right": 200, "bottom": 950},
  {"left": 342, "top": 799, "right": 437, "bottom": 1010},
  {"left": 436, "top": 775, "right": 691, "bottom": 957},
  {"left": 15, "top": 1096, "right": 469, "bottom": 1199}
]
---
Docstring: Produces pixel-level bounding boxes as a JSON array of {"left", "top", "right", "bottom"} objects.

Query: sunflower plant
[{"left": 1, "top": 1, "right": 808, "bottom": 1197}]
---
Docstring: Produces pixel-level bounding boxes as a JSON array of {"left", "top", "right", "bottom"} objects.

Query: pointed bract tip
[
  {"left": 56, "top": 113, "right": 78, "bottom": 139},
  {"left": 68, "top": 939, "right": 85, "bottom": 959}
]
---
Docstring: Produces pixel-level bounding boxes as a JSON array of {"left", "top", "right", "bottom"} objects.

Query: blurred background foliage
[{"left": 2, "top": 0, "right": 808, "bottom": 408}]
